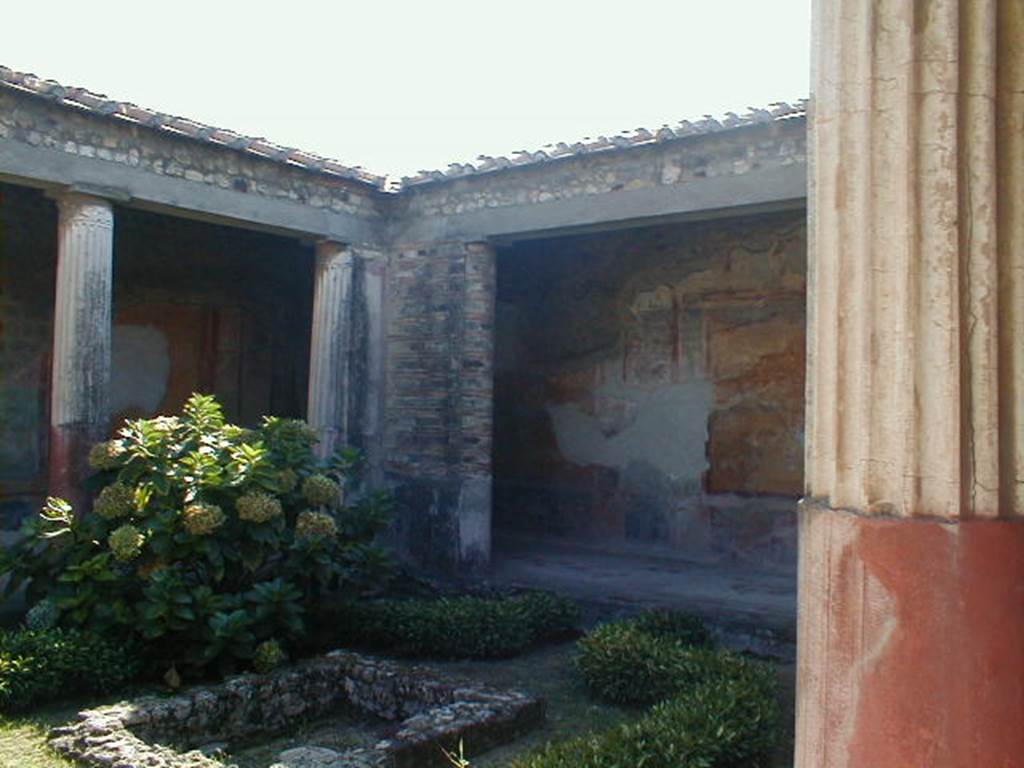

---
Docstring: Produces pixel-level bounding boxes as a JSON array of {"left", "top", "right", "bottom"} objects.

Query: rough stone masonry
[{"left": 49, "top": 649, "right": 543, "bottom": 768}]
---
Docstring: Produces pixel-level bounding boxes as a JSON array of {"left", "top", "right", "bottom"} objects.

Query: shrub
[
  {"left": 0, "top": 628, "right": 137, "bottom": 712},
  {"left": 23, "top": 600, "right": 59, "bottom": 631},
  {"left": 576, "top": 610, "right": 716, "bottom": 706},
  {"left": 252, "top": 639, "right": 287, "bottom": 673},
  {"left": 577, "top": 623, "right": 714, "bottom": 707},
  {"left": 0, "top": 394, "right": 394, "bottom": 679},
  {"left": 629, "top": 608, "right": 713, "bottom": 647},
  {"left": 334, "top": 591, "right": 580, "bottom": 659},
  {"left": 513, "top": 658, "right": 780, "bottom": 768}
]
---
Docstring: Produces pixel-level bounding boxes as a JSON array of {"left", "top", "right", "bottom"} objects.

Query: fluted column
[
  {"left": 359, "top": 251, "right": 387, "bottom": 486},
  {"left": 48, "top": 192, "right": 115, "bottom": 506},
  {"left": 307, "top": 240, "right": 355, "bottom": 459},
  {"left": 797, "top": 1, "right": 1024, "bottom": 766}
]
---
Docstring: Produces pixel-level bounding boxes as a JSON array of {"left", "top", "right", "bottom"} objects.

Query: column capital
[
  {"left": 314, "top": 237, "right": 348, "bottom": 250},
  {"left": 311, "top": 241, "right": 385, "bottom": 262},
  {"left": 47, "top": 190, "right": 114, "bottom": 231},
  {"left": 48, "top": 182, "right": 129, "bottom": 207},
  {"left": 313, "top": 239, "right": 352, "bottom": 268}
]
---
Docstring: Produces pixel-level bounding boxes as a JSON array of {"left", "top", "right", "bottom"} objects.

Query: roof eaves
[
  {"left": 398, "top": 100, "right": 807, "bottom": 189},
  {"left": 0, "top": 65, "right": 389, "bottom": 191}
]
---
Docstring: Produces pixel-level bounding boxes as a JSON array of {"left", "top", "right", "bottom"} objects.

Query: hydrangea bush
[{"left": 2, "top": 394, "right": 392, "bottom": 679}]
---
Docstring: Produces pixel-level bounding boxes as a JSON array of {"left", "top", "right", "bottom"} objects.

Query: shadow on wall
[
  {"left": 111, "top": 207, "right": 315, "bottom": 428},
  {"left": 0, "top": 184, "right": 56, "bottom": 535},
  {"left": 492, "top": 209, "right": 806, "bottom": 572}
]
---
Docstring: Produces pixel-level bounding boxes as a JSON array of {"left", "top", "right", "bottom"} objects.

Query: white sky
[{"left": 1, "top": 1, "right": 810, "bottom": 180}]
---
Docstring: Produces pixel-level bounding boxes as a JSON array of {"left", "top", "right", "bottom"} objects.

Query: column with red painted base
[{"left": 798, "top": 0, "right": 1024, "bottom": 765}]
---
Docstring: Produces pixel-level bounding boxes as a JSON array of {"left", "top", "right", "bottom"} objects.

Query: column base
[
  {"left": 389, "top": 474, "right": 491, "bottom": 576},
  {"left": 48, "top": 422, "right": 100, "bottom": 513},
  {"left": 796, "top": 501, "right": 1024, "bottom": 768}
]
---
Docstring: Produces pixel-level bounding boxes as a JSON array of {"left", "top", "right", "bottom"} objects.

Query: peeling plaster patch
[
  {"left": 859, "top": 570, "right": 898, "bottom": 671},
  {"left": 111, "top": 324, "right": 170, "bottom": 417},
  {"left": 834, "top": 566, "right": 897, "bottom": 768},
  {"left": 547, "top": 380, "right": 711, "bottom": 481},
  {"left": 458, "top": 476, "right": 492, "bottom": 566},
  {"left": 630, "top": 285, "right": 675, "bottom": 314}
]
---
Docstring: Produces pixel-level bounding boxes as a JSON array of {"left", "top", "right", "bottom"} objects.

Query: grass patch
[{"left": 0, "top": 713, "right": 78, "bottom": 768}]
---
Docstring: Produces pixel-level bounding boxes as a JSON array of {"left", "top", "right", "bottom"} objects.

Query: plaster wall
[
  {"left": 0, "top": 184, "right": 54, "bottom": 527},
  {"left": 493, "top": 210, "right": 806, "bottom": 569},
  {"left": 111, "top": 207, "right": 313, "bottom": 426}
]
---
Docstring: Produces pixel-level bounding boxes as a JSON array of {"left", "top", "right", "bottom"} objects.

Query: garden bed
[
  {"left": 1, "top": 638, "right": 795, "bottom": 768},
  {"left": 48, "top": 650, "right": 544, "bottom": 768}
]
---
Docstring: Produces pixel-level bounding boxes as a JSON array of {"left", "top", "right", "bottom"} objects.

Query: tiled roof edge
[
  {"left": 0, "top": 65, "right": 390, "bottom": 191},
  {"left": 1, "top": 65, "right": 807, "bottom": 195},
  {"left": 399, "top": 101, "right": 808, "bottom": 188}
]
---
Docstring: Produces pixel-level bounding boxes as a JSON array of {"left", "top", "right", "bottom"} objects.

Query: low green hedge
[
  {"left": 0, "top": 628, "right": 137, "bottom": 712},
  {"left": 333, "top": 591, "right": 579, "bottom": 659},
  {"left": 628, "top": 608, "right": 713, "bottom": 647},
  {"left": 514, "top": 657, "right": 780, "bottom": 768},
  {"left": 576, "top": 610, "right": 717, "bottom": 706},
  {"left": 516, "top": 610, "right": 779, "bottom": 767}
]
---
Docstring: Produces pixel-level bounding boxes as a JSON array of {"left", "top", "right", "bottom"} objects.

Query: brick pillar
[
  {"left": 307, "top": 240, "right": 355, "bottom": 459},
  {"left": 797, "top": 1, "right": 1024, "bottom": 766},
  {"left": 456, "top": 241, "right": 497, "bottom": 568},
  {"left": 384, "top": 240, "right": 496, "bottom": 574},
  {"left": 48, "top": 192, "right": 114, "bottom": 508}
]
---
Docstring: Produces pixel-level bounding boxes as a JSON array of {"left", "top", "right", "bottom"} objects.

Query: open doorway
[{"left": 490, "top": 209, "right": 806, "bottom": 627}]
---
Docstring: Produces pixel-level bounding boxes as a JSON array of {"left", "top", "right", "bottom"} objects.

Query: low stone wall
[{"left": 49, "top": 650, "right": 544, "bottom": 768}]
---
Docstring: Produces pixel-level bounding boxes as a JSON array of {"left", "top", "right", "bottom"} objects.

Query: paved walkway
[{"left": 491, "top": 534, "right": 797, "bottom": 656}]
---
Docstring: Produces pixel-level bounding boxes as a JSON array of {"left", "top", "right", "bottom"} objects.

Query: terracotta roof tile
[
  {"left": 400, "top": 101, "right": 806, "bottom": 188},
  {"left": 0, "top": 65, "right": 389, "bottom": 190},
  {"left": 1, "top": 65, "right": 806, "bottom": 194}
]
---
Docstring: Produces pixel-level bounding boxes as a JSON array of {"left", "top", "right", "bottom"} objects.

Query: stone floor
[{"left": 490, "top": 533, "right": 797, "bottom": 658}]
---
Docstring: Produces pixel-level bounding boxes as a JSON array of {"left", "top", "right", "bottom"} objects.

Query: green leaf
[{"left": 3, "top": 393, "right": 395, "bottom": 676}]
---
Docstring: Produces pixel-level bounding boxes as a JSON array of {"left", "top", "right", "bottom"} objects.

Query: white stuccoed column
[
  {"left": 48, "top": 192, "right": 115, "bottom": 506},
  {"left": 307, "top": 240, "right": 355, "bottom": 458},
  {"left": 359, "top": 250, "right": 387, "bottom": 486}
]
